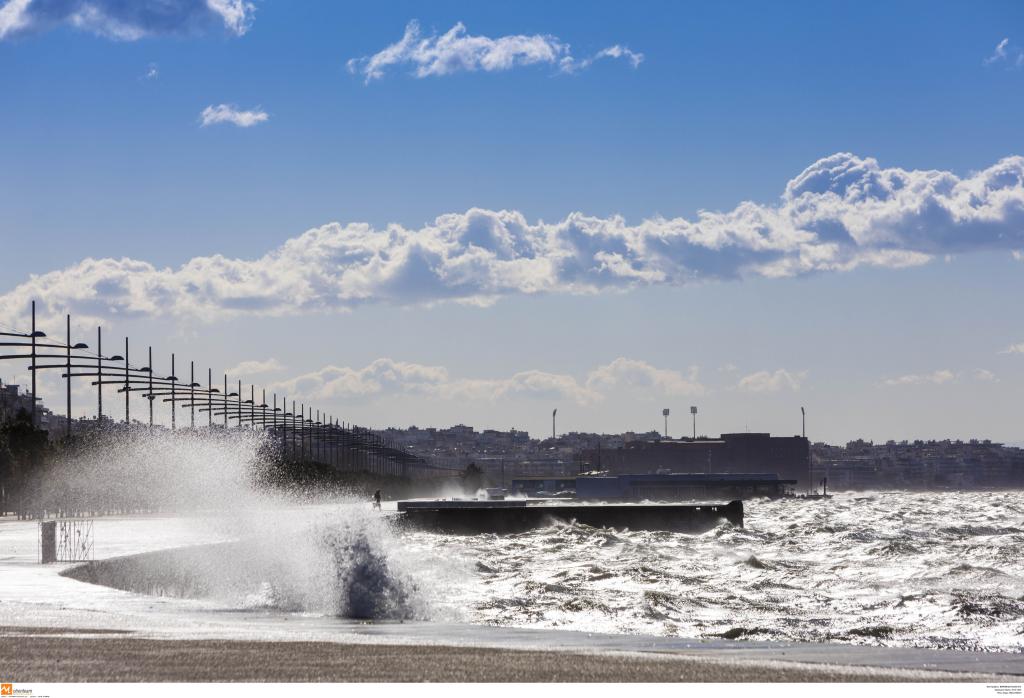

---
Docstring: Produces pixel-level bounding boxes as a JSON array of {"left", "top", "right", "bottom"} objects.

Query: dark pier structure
[{"left": 396, "top": 499, "right": 743, "bottom": 534}]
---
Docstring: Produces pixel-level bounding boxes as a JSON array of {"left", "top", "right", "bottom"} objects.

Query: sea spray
[{"left": 48, "top": 427, "right": 471, "bottom": 621}]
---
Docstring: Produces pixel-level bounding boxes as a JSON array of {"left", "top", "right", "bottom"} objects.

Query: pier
[{"left": 395, "top": 499, "right": 743, "bottom": 534}]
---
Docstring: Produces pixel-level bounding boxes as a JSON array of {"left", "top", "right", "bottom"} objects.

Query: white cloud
[
  {"left": 883, "top": 369, "right": 956, "bottom": 387},
  {"left": 226, "top": 358, "right": 286, "bottom": 376},
  {"left": 268, "top": 358, "right": 599, "bottom": 405},
  {"left": 265, "top": 357, "right": 708, "bottom": 406},
  {"left": 883, "top": 369, "right": 1002, "bottom": 386},
  {"left": 0, "top": 0, "right": 255, "bottom": 41},
  {"left": 205, "top": 0, "right": 254, "bottom": 37},
  {"left": 972, "top": 368, "right": 997, "bottom": 382},
  {"left": 199, "top": 104, "right": 268, "bottom": 128},
  {"left": 736, "top": 369, "right": 805, "bottom": 393},
  {"left": 5, "top": 152, "right": 1024, "bottom": 328},
  {"left": 561, "top": 44, "right": 644, "bottom": 73},
  {"left": 585, "top": 358, "right": 703, "bottom": 396},
  {"left": 985, "top": 38, "right": 1010, "bottom": 64},
  {"left": 348, "top": 20, "right": 642, "bottom": 83},
  {"left": 0, "top": 0, "right": 32, "bottom": 39},
  {"left": 999, "top": 342, "right": 1024, "bottom": 355},
  {"left": 144, "top": 62, "right": 158, "bottom": 80}
]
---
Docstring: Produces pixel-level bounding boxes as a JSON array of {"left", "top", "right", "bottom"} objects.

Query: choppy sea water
[
  {"left": 394, "top": 491, "right": 1024, "bottom": 652},
  {"left": 66, "top": 491, "right": 1024, "bottom": 653}
]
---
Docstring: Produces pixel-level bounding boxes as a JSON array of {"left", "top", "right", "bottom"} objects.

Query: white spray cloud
[
  {"left": 199, "top": 104, "right": 268, "bottom": 127},
  {"left": 4, "top": 153, "right": 1024, "bottom": 330},
  {"left": 347, "top": 20, "right": 642, "bottom": 83},
  {"left": 0, "top": 0, "right": 255, "bottom": 41}
]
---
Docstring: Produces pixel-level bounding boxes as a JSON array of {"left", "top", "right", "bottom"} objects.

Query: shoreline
[{"left": 0, "top": 627, "right": 1008, "bottom": 683}]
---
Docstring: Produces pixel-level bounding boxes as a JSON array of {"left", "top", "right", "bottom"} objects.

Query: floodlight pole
[
  {"left": 190, "top": 361, "right": 195, "bottom": 429},
  {"left": 552, "top": 408, "right": 557, "bottom": 440},
  {"left": 147, "top": 346, "right": 153, "bottom": 429},
  {"left": 124, "top": 338, "right": 129, "bottom": 424},
  {"left": 65, "top": 314, "right": 71, "bottom": 438},
  {"left": 802, "top": 406, "right": 809, "bottom": 494},
  {"left": 170, "top": 353, "right": 176, "bottom": 431},
  {"left": 30, "top": 301, "right": 37, "bottom": 426},
  {"left": 208, "top": 368, "right": 213, "bottom": 428},
  {"left": 96, "top": 326, "right": 102, "bottom": 424}
]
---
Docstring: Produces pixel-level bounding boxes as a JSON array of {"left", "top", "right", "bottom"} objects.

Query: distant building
[
  {"left": 579, "top": 433, "right": 812, "bottom": 490},
  {"left": 0, "top": 380, "right": 52, "bottom": 430}
]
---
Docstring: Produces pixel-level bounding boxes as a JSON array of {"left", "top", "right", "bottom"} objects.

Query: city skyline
[{"left": 2, "top": 1, "right": 1023, "bottom": 443}]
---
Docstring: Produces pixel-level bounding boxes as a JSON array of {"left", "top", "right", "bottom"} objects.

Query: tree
[
  {"left": 0, "top": 408, "right": 49, "bottom": 517},
  {"left": 462, "top": 462, "right": 484, "bottom": 493}
]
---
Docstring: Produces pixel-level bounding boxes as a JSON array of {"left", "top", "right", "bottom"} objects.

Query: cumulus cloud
[
  {"left": 266, "top": 357, "right": 706, "bottom": 406},
  {"left": 735, "top": 369, "right": 805, "bottom": 393},
  {"left": 883, "top": 369, "right": 956, "bottom": 387},
  {"left": 0, "top": 0, "right": 254, "bottom": 41},
  {"left": 199, "top": 104, "right": 268, "bottom": 127},
  {"left": 0, "top": 0, "right": 31, "bottom": 38},
  {"left": 347, "top": 20, "right": 642, "bottom": 83},
  {"left": 226, "top": 358, "right": 285, "bottom": 376},
  {"left": 585, "top": 358, "right": 703, "bottom": 396},
  {"left": 4, "top": 152, "right": 1024, "bottom": 329},
  {"left": 999, "top": 342, "right": 1024, "bottom": 355}
]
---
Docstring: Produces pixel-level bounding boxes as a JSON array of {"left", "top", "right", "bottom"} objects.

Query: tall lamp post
[
  {"left": 552, "top": 408, "right": 557, "bottom": 441},
  {"left": 802, "top": 406, "right": 810, "bottom": 494}
]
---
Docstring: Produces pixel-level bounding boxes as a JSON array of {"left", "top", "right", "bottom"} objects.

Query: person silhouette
[{"left": 373, "top": 490, "right": 382, "bottom": 509}]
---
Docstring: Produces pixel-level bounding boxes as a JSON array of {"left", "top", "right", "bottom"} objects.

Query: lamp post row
[{"left": 0, "top": 301, "right": 419, "bottom": 477}]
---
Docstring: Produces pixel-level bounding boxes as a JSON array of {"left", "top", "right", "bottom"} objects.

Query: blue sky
[{"left": 1, "top": 0, "right": 1023, "bottom": 443}]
